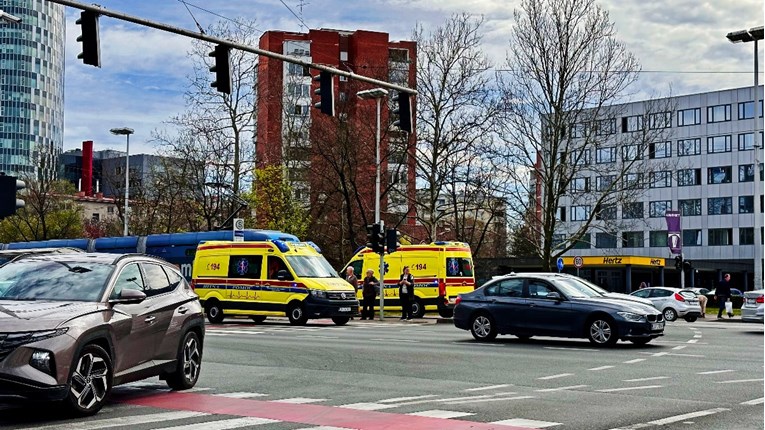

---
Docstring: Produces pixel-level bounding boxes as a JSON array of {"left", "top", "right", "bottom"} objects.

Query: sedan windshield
[
  {"left": 554, "top": 278, "right": 604, "bottom": 299},
  {"left": 0, "top": 260, "right": 114, "bottom": 302},
  {"left": 285, "top": 255, "right": 339, "bottom": 278}
]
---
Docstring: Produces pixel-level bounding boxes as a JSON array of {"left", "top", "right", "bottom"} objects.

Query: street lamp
[
  {"left": 727, "top": 26, "right": 764, "bottom": 290},
  {"left": 0, "top": 9, "right": 22, "bottom": 24},
  {"left": 357, "top": 87, "right": 389, "bottom": 320},
  {"left": 110, "top": 127, "right": 134, "bottom": 236}
]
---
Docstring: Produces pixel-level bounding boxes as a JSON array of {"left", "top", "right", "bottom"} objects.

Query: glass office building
[{"left": 0, "top": 0, "right": 65, "bottom": 178}]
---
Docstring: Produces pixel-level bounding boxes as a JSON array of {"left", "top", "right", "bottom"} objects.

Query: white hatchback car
[
  {"left": 741, "top": 289, "right": 764, "bottom": 323},
  {"left": 630, "top": 287, "right": 702, "bottom": 322}
]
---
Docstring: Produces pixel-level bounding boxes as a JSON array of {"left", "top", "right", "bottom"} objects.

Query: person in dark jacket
[
  {"left": 361, "top": 269, "right": 378, "bottom": 320},
  {"left": 398, "top": 266, "right": 415, "bottom": 320},
  {"left": 715, "top": 273, "right": 733, "bottom": 319}
]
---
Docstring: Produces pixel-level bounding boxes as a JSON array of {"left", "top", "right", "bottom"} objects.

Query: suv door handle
[{"left": 145, "top": 316, "right": 156, "bottom": 323}]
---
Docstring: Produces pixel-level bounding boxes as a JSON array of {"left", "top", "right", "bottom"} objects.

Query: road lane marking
[
  {"left": 543, "top": 346, "right": 599, "bottom": 352},
  {"left": 589, "top": 365, "right": 615, "bottom": 371},
  {"left": 152, "top": 417, "right": 280, "bottom": 430},
  {"left": 623, "top": 376, "right": 670, "bottom": 382},
  {"left": 15, "top": 411, "right": 210, "bottom": 430},
  {"left": 535, "top": 385, "right": 589, "bottom": 392},
  {"left": 537, "top": 373, "right": 573, "bottom": 380},
  {"left": 215, "top": 392, "right": 270, "bottom": 398},
  {"left": 715, "top": 378, "right": 764, "bottom": 384},
  {"left": 464, "top": 384, "right": 511, "bottom": 392},
  {"left": 741, "top": 397, "right": 765, "bottom": 405},
  {"left": 492, "top": 418, "right": 562, "bottom": 428},
  {"left": 697, "top": 369, "right": 736, "bottom": 375},
  {"left": 378, "top": 395, "right": 438, "bottom": 403},
  {"left": 687, "top": 339, "right": 698, "bottom": 344},
  {"left": 339, "top": 402, "right": 396, "bottom": 411},
  {"left": 444, "top": 395, "right": 535, "bottom": 405},
  {"left": 409, "top": 410, "right": 475, "bottom": 419},
  {"left": 295, "top": 335, "right": 341, "bottom": 340},
  {"left": 207, "top": 330, "right": 265, "bottom": 336},
  {"left": 370, "top": 338, "right": 420, "bottom": 343},
  {"left": 273, "top": 397, "right": 327, "bottom": 404},
  {"left": 613, "top": 407, "right": 730, "bottom": 428},
  {"left": 295, "top": 427, "right": 355, "bottom": 430},
  {"left": 597, "top": 385, "right": 663, "bottom": 393},
  {"left": 672, "top": 345, "right": 687, "bottom": 350},
  {"left": 394, "top": 394, "right": 495, "bottom": 405},
  {"left": 622, "top": 359, "right": 646, "bottom": 364},
  {"left": 693, "top": 334, "right": 702, "bottom": 338}
]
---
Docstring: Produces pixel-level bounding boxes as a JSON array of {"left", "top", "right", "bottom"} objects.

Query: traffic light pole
[
  {"left": 374, "top": 96, "right": 386, "bottom": 321},
  {"left": 680, "top": 252, "right": 685, "bottom": 289}
]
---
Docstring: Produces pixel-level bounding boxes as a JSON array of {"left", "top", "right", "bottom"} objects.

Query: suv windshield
[
  {"left": 286, "top": 255, "right": 339, "bottom": 278},
  {"left": 0, "top": 260, "right": 114, "bottom": 302}
]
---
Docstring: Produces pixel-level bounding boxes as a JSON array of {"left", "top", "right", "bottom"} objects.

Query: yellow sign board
[{"left": 563, "top": 256, "right": 665, "bottom": 267}]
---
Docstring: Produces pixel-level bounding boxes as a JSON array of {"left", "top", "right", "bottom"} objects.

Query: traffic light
[
  {"left": 392, "top": 91, "right": 412, "bottom": 133},
  {"left": 386, "top": 228, "right": 400, "bottom": 253},
  {"left": 313, "top": 71, "right": 334, "bottom": 116},
  {"left": 209, "top": 44, "right": 232, "bottom": 94},
  {"left": 0, "top": 175, "right": 26, "bottom": 219},
  {"left": 366, "top": 223, "right": 385, "bottom": 254},
  {"left": 366, "top": 224, "right": 376, "bottom": 249},
  {"left": 674, "top": 255, "right": 682, "bottom": 270},
  {"left": 76, "top": 11, "right": 100, "bottom": 67}
]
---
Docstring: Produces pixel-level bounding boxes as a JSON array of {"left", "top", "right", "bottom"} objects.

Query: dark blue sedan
[{"left": 453, "top": 273, "right": 665, "bottom": 346}]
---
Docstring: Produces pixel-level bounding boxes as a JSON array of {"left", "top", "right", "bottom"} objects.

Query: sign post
[{"left": 574, "top": 256, "right": 583, "bottom": 277}]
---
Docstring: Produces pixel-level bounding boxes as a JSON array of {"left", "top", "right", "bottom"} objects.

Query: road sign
[
  {"left": 574, "top": 256, "right": 583, "bottom": 269},
  {"left": 233, "top": 218, "right": 244, "bottom": 242},
  {"left": 556, "top": 257, "right": 564, "bottom": 272}
]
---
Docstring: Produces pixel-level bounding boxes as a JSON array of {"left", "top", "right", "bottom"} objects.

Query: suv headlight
[
  {"left": 617, "top": 312, "right": 646, "bottom": 323},
  {"left": 30, "top": 350, "right": 56, "bottom": 376},
  {"left": 309, "top": 289, "right": 327, "bottom": 299}
]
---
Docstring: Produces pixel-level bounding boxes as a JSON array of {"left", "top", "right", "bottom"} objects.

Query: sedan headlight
[
  {"left": 617, "top": 311, "right": 646, "bottom": 323},
  {"left": 309, "top": 289, "right": 327, "bottom": 299}
]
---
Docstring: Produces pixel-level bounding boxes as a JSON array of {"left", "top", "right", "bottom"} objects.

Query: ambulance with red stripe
[
  {"left": 343, "top": 242, "right": 475, "bottom": 318},
  {"left": 192, "top": 240, "right": 359, "bottom": 326}
]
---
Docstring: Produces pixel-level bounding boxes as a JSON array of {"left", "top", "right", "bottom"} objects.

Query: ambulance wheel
[
  {"left": 250, "top": 316, "right": 267, "bottom": 323},
  {"left": 206, "top": 301, "right": 224, "bottom": 324},
  {"left": 287, "top": 303, "right": 308, "bottom": 326},
  {"left": 411, "top": 298, "right": 425, "bottom": 318},
  {"left": 332, "top": 316, "right": 350, "bottom": 326}
]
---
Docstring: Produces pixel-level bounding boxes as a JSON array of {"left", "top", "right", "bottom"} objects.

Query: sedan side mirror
[
  {"left": 109, "top": 288, "right": 146, "bottom": 305},
  {"left": 546, "top": 292, "right": 562, "bottom": 301}
]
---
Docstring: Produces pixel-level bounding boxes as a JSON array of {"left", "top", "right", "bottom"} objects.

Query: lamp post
[
  {"left": 0, "top": 9, "right": 22, "bottom": 23},
  {"left": 110, "top": 127, "right": 134, "bottom": 236},
  {"left": 357, "top": 87, "right": 389, "bottom": 320},
  {"left": 727, "top": 26, "right": 764, "bottom": 290}
]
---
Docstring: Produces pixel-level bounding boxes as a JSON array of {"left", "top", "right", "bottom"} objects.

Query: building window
[
  {"left": 678, "top": 138, "right": 701, "bottom": 156},
  {"left": 621, "top": 115, "right": 643, "bottom": 132},
  {"left": 740, "top": 227, "right": 755, "bottom": 245},
  {"left": 570, "top": 177, "right": 590, "bottom": 193},
  {"left": 738, "top": 133, "right": 754, "bottom": 151},
  {"left": 595, "top": 204, "right": 616, "bottom": 220},
  {"left": 740, "top": 164, "right": 756, "bottom": 182},
  {"left": 683, "top": 229, "right": 703, "bottom": 246},
  {"left": 596, "top": 175, "right": 615, "bottom": 192},
  {"left": 107, "top": 206, "right": 115, "bottom": 214},
  {"left": 389, "top": 48, "right": 409, "bottom": 62},
  {"left": 595, "top": 147, "right": 616, "bottom": 163},
  {"left": 292, "top": 104, "right": 310, "bottom": 116},
  {"left": 622, "top": 231, "right": 644, "bottom": 248},
  {"left": 622, "top": 144, "right": 643, "bottom": 161},
  {"left": 570, "top": 149, "right": 590, "bottom": 165},
  {"left": 596, "top": 232, "right": 617, "bottom": 249},
  {"left": 287, "top": 62, "right": 309, "bottom": 76},
  {"left": 679, "top": 199, "right": 702, "bottom": 216},
  {"left": 707, "top": 135, "right": 732, "bottom": 153},
  {"left": 569, "top": 123, "right": 587, "bottom": 139},
  {"left": 287, "top": 82, "right": 310, "bottom": 97},
  {"left": 556, "top": 207, "right": 566, "bottom": 222},
  {"left": 570, "top": 206, "right": 591, "bottom": 221},
  {"left": 739, "top": 101, "right": 755, "bottom": 119},
  {"left": 649, "top": 141, "right": 671, "bottom": 159},
  {"left": 572, "top": 234, "right": 590, "bottom": 249},
  {"left": 648, "top": 111, "right": 672, "bottom": 129},
  {"left": 677, "top": 168, "right": 702, "bottom": 186},
  {"left": 649, "top": 230, "right": 668, "bottom": 247},
  {"left": 707, "top": 104, "right": 731, "bottom": 123},
  {"left": 708, "top": 197, "right": 733, "bottom": 215},
  {"left": 596, "top": 118, "right": 616, "bottom": 136},
  {"left": 623, "top": 173, "right": 643, "bottom": 189},
  {"left": 708, "top": 228, "right": 733, "bottom": 246},
  {"left": 739, "top": 195, "right": 754, "bottom": 213},
  {"left": 649, "top": 171, "right": 672, "bottom": 188},
  {"left": 707, "top": 166, "right": 732, "bottom": 184},
  {"left": 340, "top": 51, "right": 348, "bottom": 61},
  {"left": 622, "top": 202, "right": 643, "bottom": 219},
  {"left": 649, "top": 200, "right": 671, "bottom": 218},
  {"left": 91, "top": 213, "right": 100, "bottom": 222},
  {"left": 677, "top": 108, "right": 701, "bottom": 126}
]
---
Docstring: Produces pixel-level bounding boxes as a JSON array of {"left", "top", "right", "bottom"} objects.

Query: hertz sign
[{"left": 563, "top": 256, "right": 665, "bottom": 268}]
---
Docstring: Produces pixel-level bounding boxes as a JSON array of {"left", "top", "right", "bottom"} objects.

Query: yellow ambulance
[
  {"left": 192, "top": 240, "right": 359, "bottom": 326},
  {"left": 343, "top": 242, "right": 475, "bottom": 318}
]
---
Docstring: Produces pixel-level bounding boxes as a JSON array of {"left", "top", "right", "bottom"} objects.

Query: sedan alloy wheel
[
  {"left": 588, "top": 318, "right": 618, "bottom": 345},
  {"left": 470, "top": 314, "right": 497, "bottom": 341}
]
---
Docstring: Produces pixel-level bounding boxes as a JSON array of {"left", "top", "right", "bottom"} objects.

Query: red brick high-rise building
[{"left": 257, "top": 28, "right": 418, "bottom": 261}]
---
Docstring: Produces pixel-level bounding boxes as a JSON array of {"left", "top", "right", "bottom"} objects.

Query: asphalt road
[{"left": 1, "top": 316, "right": 763, "bottom": 430}]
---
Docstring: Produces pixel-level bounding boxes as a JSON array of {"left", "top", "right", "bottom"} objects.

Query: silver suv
[{"left": 630, "top": 287, "right": 702, "bottom": 322}]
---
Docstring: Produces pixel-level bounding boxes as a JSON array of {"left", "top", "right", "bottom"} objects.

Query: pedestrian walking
[
  {"left": 715, "top": 273, "right": 733, "bottom": 319},
  {"left": 361, "top": 269, "right": 378, "bottom": 320},
  {"left": 398, "top": 266, "right": 414, "bottom": 320}
]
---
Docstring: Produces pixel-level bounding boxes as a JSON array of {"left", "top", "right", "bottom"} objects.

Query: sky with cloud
[{"left": 60, "top": 0, "right": 763, "bottom": 155}]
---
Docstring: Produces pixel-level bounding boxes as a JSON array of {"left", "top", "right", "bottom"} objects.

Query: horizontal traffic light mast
[{"left": 46, "top": 0, "right": 417, "bottom": 96}]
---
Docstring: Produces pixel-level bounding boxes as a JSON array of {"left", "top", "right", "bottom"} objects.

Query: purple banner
[{"left": 665, "top": 210, "right": 682, "bottom": 255}]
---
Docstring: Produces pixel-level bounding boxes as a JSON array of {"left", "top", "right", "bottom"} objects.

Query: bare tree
[{"left": 495, "top": 0, "right": 675, "bottom": 270}]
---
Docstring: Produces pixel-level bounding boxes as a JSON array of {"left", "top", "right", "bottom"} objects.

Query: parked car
[
  {"left": 741, "top": 289, "right": 764, "bottom": 323},
  {"left": 453, "top": 273, "right": 664, "bottom": 346},
  {"left": 0, "top": 252, "right": 205, "bottom": 415},
  {"left": 705, "top": 288, "right": 745, "bottom": 310},
  {"left": 630, "top": 287, "right": 702, "bottom": 322},
  {"left": 0, "top": 247, "right": 84, "bottom": 266}
]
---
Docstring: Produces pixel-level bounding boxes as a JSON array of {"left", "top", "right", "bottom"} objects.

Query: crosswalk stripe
[
  {"left": 443, "top": 395, "right": 534, "bottom": 405},
  {"left": 408, "top": 410, "right": 475, "bottom": 419},
  {"left": 339, "top": 402, "right": 397, "bottom": 411},
  {"left": 152, "top": 417, "right": 280, "bottom": 430},
  {"left": 377, "top": 394, "right": 438, "bottom": 403},
  {"left": 535, "top": 385, "right": 588, "bottom": 392},
  {"left": 697, "top": 369, "right": 735, "bottom": 375},
  {"left": 464, "top": 384, "right": 511, "bottom": 392},
  {"left": 589, "top": 365, "right": 614, "bottom": 371},
  {"left": 597, "top": 385, "right": 663, "bottom": 393},
  {"left": 492, "top": 418, "right": 562, "bottom": 428},
  {"left": 272, "top": 397, "right": 327, "bottom": 404},
  {"left": 214, "top": 392, "right": 270, "bottom": 398},
  {"left": 741, "top": 397, "right": 764, "bottom": 405},
  {"left": 715, "top": 378, "right": 763, "bottom": 384},
  {"left": 537, "top": 373, "right": 573, "bottom": 380},
  {"left": 15, "top": 411, "right": 209, "bottom": 430}
]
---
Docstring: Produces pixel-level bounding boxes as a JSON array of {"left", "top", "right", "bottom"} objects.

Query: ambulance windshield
[{"left": 286, "top": 255, "right": 339, "bottom": 278}]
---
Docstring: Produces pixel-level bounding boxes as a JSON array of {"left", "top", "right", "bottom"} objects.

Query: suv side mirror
[
  {"left": 109, "top": 288, "right": 146, "bottom": 305},
  {"left": 546, "top": 292, "right": 562, "bottom": 301},
  {"left": 277, "top": 269, "right": 289, "bottom": 281}
]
